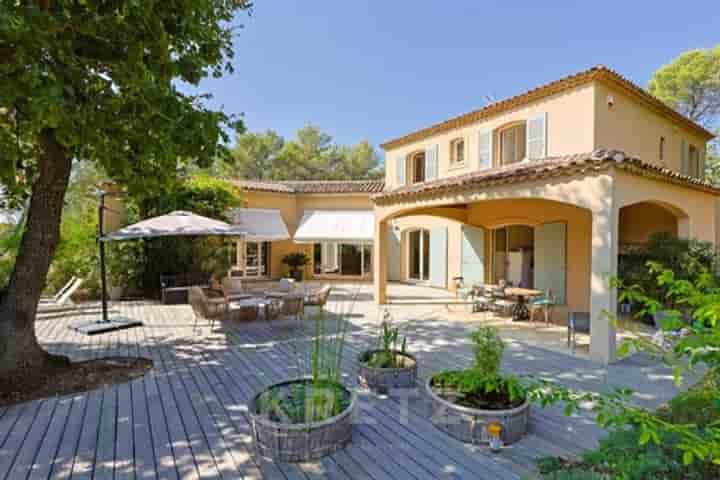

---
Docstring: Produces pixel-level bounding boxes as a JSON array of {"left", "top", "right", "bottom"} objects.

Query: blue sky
[{"left": 189, "top": 1, "right": 720, "bottom": 150}]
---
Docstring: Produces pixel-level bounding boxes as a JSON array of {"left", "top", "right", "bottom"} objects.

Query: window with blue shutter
[
  {"left": 396, "top": 155, "right": 406, "bottom": 186},
  {"left": 478, "top": 130, "right": 493, "bottom": 169},
  {"left": 425, "top": 144, "right": 439, "bottom": 180},
  {"left": 526, "top": 113, "right": 547, "bottom": 160},
  {"left": 680, "top": 139, "right": 689, "bottom": 175}
]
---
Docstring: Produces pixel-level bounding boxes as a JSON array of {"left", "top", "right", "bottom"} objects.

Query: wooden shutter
[
  {"left": 534, "top": 222, "right": 566, "bottom": 304},
  {"left": 429, "top": 227, "right": 448, "bottom": 288},
  {"left": 478, "top": 130, "right": 493, "bottom": 169},
  {"left": 681, "top": 139, "right": 689, "bottom": 175},
  {"left": 461, "top": 226, "right": 485, "bottom": 285},
  {"left": 425, "top": 144, "right": 439, "bottom": 180},
  {"left": 699, "top": 148, "right": 706, "bottom": 180},
  {"left": 396, "top": 155, "right": 406, "bottom": 186},
  {"left": 526, "top": 113, "right": 547, "bottom": 160}
]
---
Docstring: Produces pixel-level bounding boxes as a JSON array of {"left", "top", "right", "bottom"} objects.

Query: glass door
[{"left": 408, "top": 229, "right": 430, "bottom": 281}]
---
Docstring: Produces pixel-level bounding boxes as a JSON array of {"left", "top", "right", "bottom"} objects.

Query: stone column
[
  {"left": 374, "top": 220, "right": 388, "bottom": 305},
  {"left": 589, "top": 202, "right": 619, "bottom": 364}
]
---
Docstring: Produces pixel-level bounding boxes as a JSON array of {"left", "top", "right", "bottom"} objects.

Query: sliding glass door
[
  {"left": 313, "top": 242, "right": 372, "bottom": 277},
  {"left": 408, "top": 229, "right": 430, "bottom": 281}
]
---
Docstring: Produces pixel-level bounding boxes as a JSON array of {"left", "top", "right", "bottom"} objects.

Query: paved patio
[{"left": 0, "top": 283, "right": 686, "bottom": 479}]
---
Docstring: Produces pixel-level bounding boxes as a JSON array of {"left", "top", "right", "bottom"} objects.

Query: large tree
[
  {"left": 649, "top": 45, "right": 720, "bottom": 182},
  {"left": 227, "top": 124, "right": 382, "bottom": 180},
  {"left": 0, "top": 0, "right": 251, "bottom": 376}
]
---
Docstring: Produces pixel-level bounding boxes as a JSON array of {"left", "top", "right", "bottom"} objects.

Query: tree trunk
[{"left": 0, "top": 129, "right": 73, "bottom": 376}]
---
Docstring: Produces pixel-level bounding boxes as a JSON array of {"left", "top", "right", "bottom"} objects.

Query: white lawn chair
[
  {"left": 40, "top": 276, "right": 77, "bottom": 304},
  {"left": 38, "top": 278, "right": 83, "bottom": 312}
]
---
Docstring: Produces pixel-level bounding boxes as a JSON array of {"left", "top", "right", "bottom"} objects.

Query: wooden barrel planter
[
  {"left": 425, "top": 378, "right": 530, "bottom": 445},
  {"left": 250, "top": 379, "right": 356, "bottom": 462},
  {"left": 357, "top": 349, "right": 417, "bottom": 392}
]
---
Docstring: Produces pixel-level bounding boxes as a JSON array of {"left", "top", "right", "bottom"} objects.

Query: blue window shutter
[
  {"left": 526, "top": 113, "right": 547, "bottom": 160},
  {"left": 461, "top": 226, "right": 485, "bottom": 285},
  {"left": 699, "top": 148, "right": 706, "bottom": 180},
  {"left": 478, "top": 130, "right": 493, "bottom": 169},
  {"left": 534, "top": 222, "right": 566, "bottom": 304},
  {"left": 429, "top": 227, "right": 447, "bottom": 287},
  {"left": 396, "top": 155, "right": 406, "bottom": 186},
  {"left": 425, "top": 144, "right": 439, "bottom": 180},
  {"left": 681, "top": 139, "right": 689, "bottom": 175}
]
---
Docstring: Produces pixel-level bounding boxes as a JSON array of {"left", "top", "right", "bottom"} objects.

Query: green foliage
[
  {"left": 282, "top": 252, "right": 309, "bottom": 271},
  {"left": 0, "top": 1, "right": 250, "bottom": 202},
  {"left": 648, "top": 45, "right": 720, "bottom": 127},
  {"left": 618, "top": 232, "right": 718, "bottom": 312},
  {"left": 660, "top": 372, "right": 720, "bottom": 428},
  {"left": 361, "top": 309, "right": 409, "bottom": 368},
  {"left": 538, "top": 427, "right": 720, "bottom": 479},
  {"left": 255, "top": 379, "right": 351, "bottom": 424},
  {"left": 470, "top": 326, "right": 505, "bottom": 376},
  {"left": 223, "top": 125, "right": 383, "bottom": 181},
  {"left": 0, "top": 215, "right": 23, "bottom": 287}
]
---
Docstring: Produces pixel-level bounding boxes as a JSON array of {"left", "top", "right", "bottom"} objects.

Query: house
[
  {"left": 229, "top": 180, "right": 383, "bottom": 281},
  {"left": 370, "top": 65, "right": 719, "bottom": 363}
]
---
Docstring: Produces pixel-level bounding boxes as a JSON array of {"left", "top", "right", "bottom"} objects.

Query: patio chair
[
  {"left": 529, "top": 290, "right": 556, "bottom": 325},
  {"left": 278, "top": 278, "right": 295, "bottom": 293},
  {"left": 304, "top": 285, "right": 332, "bottom": 317},
  {"left": 37, "top": 278, "right": 84, "bottom": 312},
  {"left": 189, "top": 286, "right": 229, "bottom": 330},
  {"left": 40, "top": 276, "right": 77, "bottom": 304},
  {"left": 490, "top": 286, "right": 515, "bottom": 317},
  {"left": 567, "top": 312, "right": 590, "bottom": 353},
  {"left": 221, "top": 277, "right": 251, "bottom": 301},
  {"left": 281, "top": 295, "right": 304, "bottom": 321},
  {"left": 471, "top": 285, "right": 493, "bottom": 313}
]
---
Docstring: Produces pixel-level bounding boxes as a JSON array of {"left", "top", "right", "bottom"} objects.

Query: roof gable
[{"left": 380, "top": 66, "right": 714, "bottom": 151}]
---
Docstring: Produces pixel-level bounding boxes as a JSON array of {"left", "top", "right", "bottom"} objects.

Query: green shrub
[
  {"left": 538, "top": 427, "right": 720, "bottom": 479},
  {"left": 660, "top": 372, "right": 720, "bottom": 428},
  {"left": 470, "top": 326, "right": 504, "bottom": 376}
]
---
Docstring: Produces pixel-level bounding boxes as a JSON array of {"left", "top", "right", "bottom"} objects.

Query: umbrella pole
[{"left": 99, "top": 191, "right": 109, "bottom": 323}]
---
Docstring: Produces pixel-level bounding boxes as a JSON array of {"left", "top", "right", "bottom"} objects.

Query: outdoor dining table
[{"left": 504, "top": 287, "right": 542, "bottom": 322}]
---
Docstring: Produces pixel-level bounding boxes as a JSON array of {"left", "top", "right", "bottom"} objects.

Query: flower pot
[
  {"left": 250, "top": 378, "right": 355, "bottom": 462},
  {"left": 357, "top": 350, "right": 417, "bottom": 391},
  {"left": 426, "top": 377, "right": 530, "bottom": 445},
  {"left": 291, "top": 269, "right": 304, "bottom": 282}
]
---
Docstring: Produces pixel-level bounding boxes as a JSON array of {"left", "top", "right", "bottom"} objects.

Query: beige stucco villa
[{"left": 212, "top": 66, "right": 719, "bottom": 364}]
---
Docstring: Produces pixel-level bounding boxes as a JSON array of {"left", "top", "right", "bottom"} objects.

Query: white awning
[
  {"left": 229, "top": 208, "right": 290, "bottom": 241},
  {"left": 102, "top": 210, "right": 246, "bottom": 241},
  {"left": 294, "top": 210, "right": 374, "bottom": 243}
]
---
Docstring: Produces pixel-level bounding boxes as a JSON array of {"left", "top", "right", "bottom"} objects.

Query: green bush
[
  {"left": 660, "top": 373, "right": 720, "bottom": 428},
  {"left": 470, "top": 326, "right": 504, "bottom": 376}
]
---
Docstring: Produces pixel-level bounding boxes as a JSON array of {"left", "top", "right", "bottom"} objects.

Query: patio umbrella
[
  {"left": 71, "top": 203, "right": 246, "bottom": 335},
  {"left": 102, "top": 210, "right": 247, "bottom": 240}
]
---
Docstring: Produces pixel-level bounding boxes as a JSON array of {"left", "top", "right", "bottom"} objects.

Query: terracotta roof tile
[
  {"left": 234, "top": 179, "right": 385, "bottom": 194},
  {"left": 381, "top": 66, "right": 715, "bottom": 150},
  {"left": 372, "top": 149, "right": 720, "bottom": 202}
]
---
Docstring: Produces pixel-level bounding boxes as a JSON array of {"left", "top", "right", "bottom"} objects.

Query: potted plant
[
  {"left": 358, "top": 309, "right": 417, "bottom": 393},
  {"left": 427, "top": 326, "right": 529, "bottom": 445},
  {"left": 282, "top": 252, "right": 309, "bottom": 282},
  {"left": 250, "top": 292, "right": 356, "bottom": 461}
]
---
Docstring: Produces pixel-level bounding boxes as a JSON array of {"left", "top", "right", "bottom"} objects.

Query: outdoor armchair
[
  {"left": 221, "top": 277, "right": 251, "bottom": 301},
  {"left": 529, "top": 290, "right": 556, "bottom": 325},
  {"left": 567, "top": 311, "right": 591, "bottom": 353},
  {"left": 189, "top": 286, "right": 229, "bottom": 330}
]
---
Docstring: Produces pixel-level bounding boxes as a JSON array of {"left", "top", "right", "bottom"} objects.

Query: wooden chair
[
  {"left": 567, "top": 312, "right": 590, "bottom": 353},
  {"left": 189, "top": 286, "right": 229, "bottom": 330},
  {"left": 529, "top": 290, "right": 556, "bottom": 325}
]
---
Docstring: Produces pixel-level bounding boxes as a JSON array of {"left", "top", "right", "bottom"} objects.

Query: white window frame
[
  {"left": 315, "top": 241, "right": 372, "bottom": 277},
  {"left": 449, "top": 137, "right": 465, "bottom": 166},
  {"left": 406, "top": 228, "right": 430, "bottom": 283},
  {"left": 232, "top": 239, "right": 268, "bottom": 278}
]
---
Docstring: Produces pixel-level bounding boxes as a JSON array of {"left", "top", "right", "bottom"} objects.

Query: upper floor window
[
  {"left": 411, "top": 151, "right": 425, "bottom": 183},
  {"left": 499, "top": 123, "right": 527, "bottom": 166},
  {"left": 450, "top": 138, "right": 465, "bottom": 165}
]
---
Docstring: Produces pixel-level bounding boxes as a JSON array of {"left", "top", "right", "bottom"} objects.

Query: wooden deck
[{"left": 0, "top": 284, "right": 688, "bottom": 479}]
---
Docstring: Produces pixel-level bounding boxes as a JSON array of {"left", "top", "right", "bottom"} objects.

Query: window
[
  {"left": 313, "top": 242, "right": 372, "bottom": 276},
  {"left": 232, "top": 240, "right": 270, "bottom": 277},
  {"left": 499, "top": 123, "right": 527, "bottom": 166},
  {"left": 689, "top": 145, "right": 700, "bottom": 178},
  {"left": 450, "top": 138, "right": 465, "bottom": 165},
  {"left": 659, "top": 136, "right": 665, "bottom": 162},
  {"left": 411, "top": 151, "right": 425, "bottom": 183}
]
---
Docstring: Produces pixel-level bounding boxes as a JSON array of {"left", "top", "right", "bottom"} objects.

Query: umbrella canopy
[{"left": 102, "top": 210, "right": 246, "bottom": 241}]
